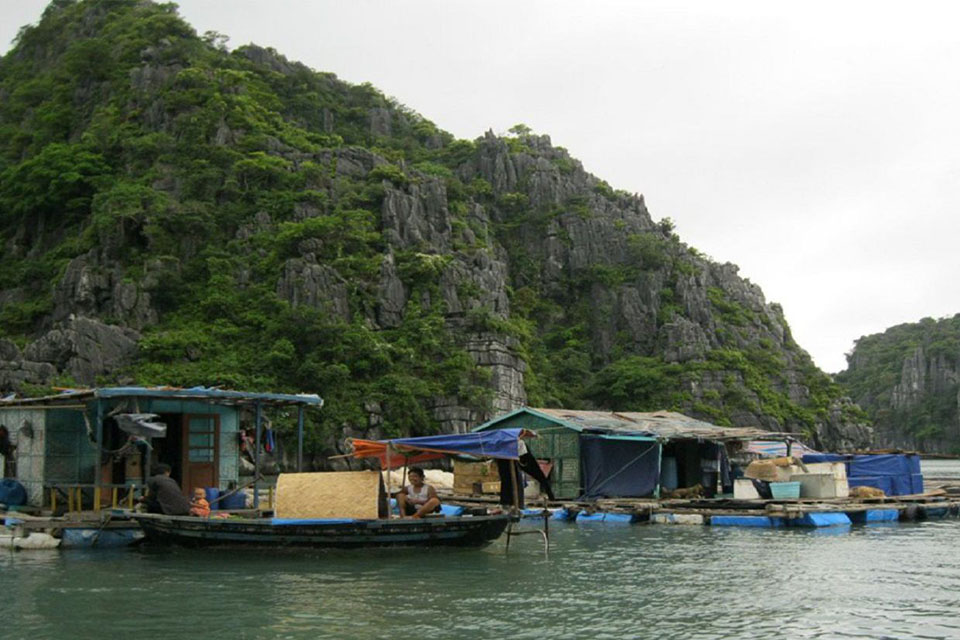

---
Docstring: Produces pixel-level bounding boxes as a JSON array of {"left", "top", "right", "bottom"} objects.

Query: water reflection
[{"left": 3, "top": 517, "right": 960, "bottom": 639}]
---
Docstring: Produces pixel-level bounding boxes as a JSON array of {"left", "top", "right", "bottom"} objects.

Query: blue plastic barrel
[
  {"left": 660, "top": 457, "right": 678, "bottom": 491},
  {"left": 0, "top": 478, "right": 27, "bottom": 506},
  {"left": 219, "top": 491, "right": 247, "bottom": 510},
  {"left": 204, "top": 487, "right": 220, "bottom": 510}
]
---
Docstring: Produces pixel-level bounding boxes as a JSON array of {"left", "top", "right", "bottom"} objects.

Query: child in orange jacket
[{"left": 189, "top": 487, "right": 211, "bottom": 517}]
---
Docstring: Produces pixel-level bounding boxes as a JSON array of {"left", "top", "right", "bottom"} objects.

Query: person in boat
[
  {"left": 143, "top": 463, "right": 191, "bottom": 516},
  {"left": 396, "top": 467, "right": 441, "bottom": 518},
  {"left": 189, "top": 487, "right": 211, "bottom": 517}
]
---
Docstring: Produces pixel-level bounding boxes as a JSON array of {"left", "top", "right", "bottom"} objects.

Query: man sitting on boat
[
  {"left": 396, "top": 467, "right": 441, "bottom": 518},
  {"left": 143, "top": 463, "right": 191, "bottom": 516}
]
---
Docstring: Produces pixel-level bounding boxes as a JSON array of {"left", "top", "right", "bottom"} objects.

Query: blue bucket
[
  {"left": 204, "top": 487, "right": 220, "bottom": 510},
  {"left": 219, "top": 491, "right": 247, "bottom": 510}
]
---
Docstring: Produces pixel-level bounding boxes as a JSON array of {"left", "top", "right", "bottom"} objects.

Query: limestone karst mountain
[
  {"left": 838, "top": 315, "right": 960, "bottom": 453},
  {"left": 0, "top": 0, "right": 871, "bottom": 459}
]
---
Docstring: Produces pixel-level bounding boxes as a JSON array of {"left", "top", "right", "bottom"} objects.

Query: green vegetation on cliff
[
  {"left": 0, "top": 0, "right": 862, "bottom": 453},
  {"left": 837, "top": 315, "right": 960, "bottom": 452}
]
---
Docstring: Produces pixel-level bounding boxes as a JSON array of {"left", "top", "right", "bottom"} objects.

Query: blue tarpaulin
[
  {"left": 580, "top": 435, "right": 660, "bottom": 498},
  {"left": 802, "top": 453, "right": 923, "bottom": 496},
  {"left": 356, "top": 428, "right": 528, "bottom": 463}
]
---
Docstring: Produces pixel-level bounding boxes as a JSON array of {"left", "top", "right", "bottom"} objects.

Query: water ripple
[{"left": 4, "top": 516, "right": 960, "bottom": 639}]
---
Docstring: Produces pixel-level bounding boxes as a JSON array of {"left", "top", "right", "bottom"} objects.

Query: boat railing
[{"left": 504, "top": 504, "right": 550, "bottom": 557}]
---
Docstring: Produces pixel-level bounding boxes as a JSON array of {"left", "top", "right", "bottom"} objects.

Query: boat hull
[{"left": 130, "top": 512, "right": 512, "bottom": 549}]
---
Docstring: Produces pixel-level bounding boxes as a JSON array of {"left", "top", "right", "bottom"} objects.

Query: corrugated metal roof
[
  {"left": 477, "top": 407, "right": 772, "bottom": 440},
  {"left": 0, "top": 386, "right": 323, "bottom": 408}
]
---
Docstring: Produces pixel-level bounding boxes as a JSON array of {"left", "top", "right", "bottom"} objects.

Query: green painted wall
[
  {"left": 2, "top": 398, "right": 252, "bottom": 505},
  {"left": 44, "top": 409, "right": 97, "bottom": 485}
]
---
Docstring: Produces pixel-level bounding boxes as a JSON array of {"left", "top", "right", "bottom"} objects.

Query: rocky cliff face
[
  {"left": 0, "top": 0, "right": 871, "bottom": 454},
  {"left": 839, "top": 315, "right": 960, "bottom": 452}
]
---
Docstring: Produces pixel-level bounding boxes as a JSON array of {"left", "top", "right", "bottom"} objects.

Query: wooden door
[{"left": 181, "top": 414, "right": 219, "bottom": 494}]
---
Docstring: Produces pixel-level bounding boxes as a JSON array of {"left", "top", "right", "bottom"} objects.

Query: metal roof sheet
[{"left": 0, "top": 386, "right": 323, "bottom": 408}]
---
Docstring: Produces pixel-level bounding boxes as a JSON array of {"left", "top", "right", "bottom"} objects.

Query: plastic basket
[{"left": 769, "top": 481, "right": 801, "bottom": 499}]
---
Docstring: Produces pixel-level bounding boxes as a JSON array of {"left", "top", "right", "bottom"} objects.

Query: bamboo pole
[
  {"left": 385, "top": 445, "right": 392, "bottom": 499},
  {"left": 654, "top": 442, "right": 663, "bottom": 499},
  {"left": 297, "top": 405, "right": 304, "bottom": 473},
  {"left": 94, "top": 400, "right": 103, "bottom": 511},
  {"left": 254, "top": 402, "right": 262, "bottom": 509}
]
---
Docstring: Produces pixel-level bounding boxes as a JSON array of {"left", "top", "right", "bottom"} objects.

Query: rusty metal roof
[{"left": 475, "top": 407, "right": 772, "bottom": 441}]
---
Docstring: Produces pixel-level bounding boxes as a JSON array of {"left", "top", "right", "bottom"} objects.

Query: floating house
[
  {"left": 0, "top": 387, "right": 322, "bottom": 510},
  {"left": 473, "top": 408, "right": 779, "bottom": 499}
]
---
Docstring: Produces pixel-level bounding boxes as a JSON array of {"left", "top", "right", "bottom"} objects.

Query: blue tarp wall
[
  {"left": 580, "top": 435, "right": 660, "bottom": 499},
  {"left": 802, "top": 453, "right": 922, "bottom": 496}
]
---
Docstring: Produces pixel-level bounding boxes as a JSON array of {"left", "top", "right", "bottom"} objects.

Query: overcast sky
[{"left": 4, "top": 1, "right": 959, "bottom": 373}]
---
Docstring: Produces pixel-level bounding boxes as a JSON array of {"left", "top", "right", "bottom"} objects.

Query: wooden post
[
  {"left": 654, "top": 442, "right": 663, "bottom": 499},
  {"left": 385, "top": 444, "right": 392, "bottom": 497},
  {"left": 67, "top": 487, "right": 74, "bottom": 513},
  {"left": 128, "top": 486, "right": 135, "bottom": 509},
  {"left": 51, "top": 487, "right": 57, "bottom": 513},
  {"left": 94, "top": 399, "right": 103, "bottom": 512},
  {"left": 112, "top": 486, "right": 118, "bottom": 508},
  {"left": 254, "top": 402, "right": 262, "bottom": 509},
  {"left": 511, "top": 460, "right": 521, "bottom": 511},
  {"left": 297, "top": 405, "right": 304, "bottom": 473}
]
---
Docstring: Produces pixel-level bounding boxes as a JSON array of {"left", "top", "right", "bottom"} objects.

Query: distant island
[{"left": 838, "top": 314, "right": 960, "bottom": 454}]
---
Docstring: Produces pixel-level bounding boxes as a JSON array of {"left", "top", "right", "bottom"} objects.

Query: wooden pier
[{"left": 446, "top": 483, "right": 960, "bottom": 527}]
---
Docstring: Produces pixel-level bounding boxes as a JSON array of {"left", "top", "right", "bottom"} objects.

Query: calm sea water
[{"left": 4, "top": 464, "right": 960, "bottom": 640}]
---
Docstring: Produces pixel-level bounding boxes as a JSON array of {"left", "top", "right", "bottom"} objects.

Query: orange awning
[{"left": 350, "top": 439, "right": 446, "bottom": 469}]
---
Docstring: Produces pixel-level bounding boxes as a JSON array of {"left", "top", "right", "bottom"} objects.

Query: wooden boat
[
  {"left": 127, "top": 430, "right": 543, "bottom": 552},
  {"left": 129, "top": 511, "right": 513, "bottom": 549}
]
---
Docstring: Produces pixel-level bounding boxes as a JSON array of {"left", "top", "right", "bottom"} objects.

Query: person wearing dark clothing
[
  {"left": 497, "top": 439, "right": 556, "bottom": 507},
  {"left": 699, "top": 442, "right": 720, "bottom": 499},
  {"left": 144, "top": 463, "right": 191, "bottom": 515},
  {"left": 497, "top": 458, "right": 523, "bottom": 507},
  {"left": 0, "top": 425, "right": 16, "bottom": 478}
]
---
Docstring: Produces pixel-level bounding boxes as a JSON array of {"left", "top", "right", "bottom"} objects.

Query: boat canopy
[{"left": 351, "top": 428, "right": 532, "bottom": 469}]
